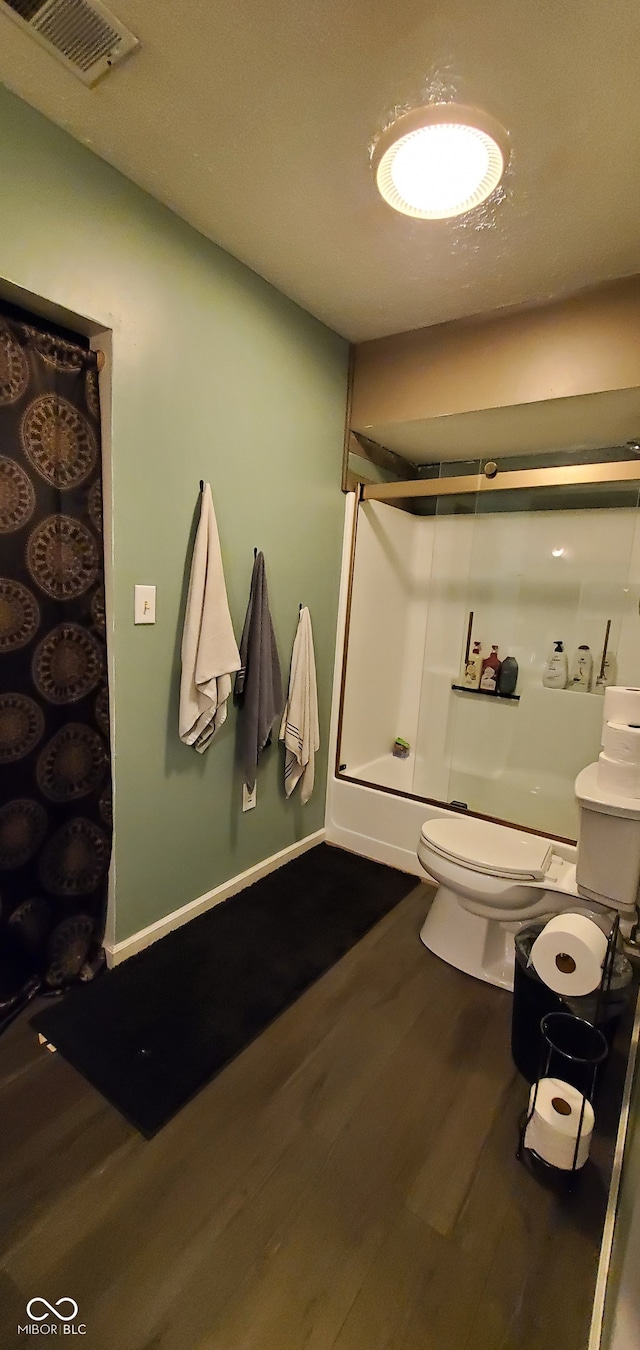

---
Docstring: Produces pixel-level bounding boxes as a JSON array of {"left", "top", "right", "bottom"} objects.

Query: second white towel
[{"left": 280, "top": 606, "right": 319, "bottom": 804}]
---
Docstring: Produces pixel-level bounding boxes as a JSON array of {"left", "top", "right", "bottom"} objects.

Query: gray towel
[{"left": 235, "top": 552, "right": 283, "bottom": 791}]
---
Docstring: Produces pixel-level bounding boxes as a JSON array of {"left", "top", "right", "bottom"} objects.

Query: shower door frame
[
  {"left": 361, "top": 457, "right": 640, "bottom": 505},
  {"left": 335, "top": 458, "right": 640, "bottom": 846}
]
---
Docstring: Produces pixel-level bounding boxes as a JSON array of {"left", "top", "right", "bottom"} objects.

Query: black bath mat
[{"left": 32, "top": 844, "right": 416, "bottom": 1136}]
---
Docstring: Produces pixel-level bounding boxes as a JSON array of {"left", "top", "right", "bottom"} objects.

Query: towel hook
[
  {"left": 254, "top": 547, "right": 258, "bottom": 559},
  {"left": 199, "top": 479, "right": 204, "bottom": 491}
]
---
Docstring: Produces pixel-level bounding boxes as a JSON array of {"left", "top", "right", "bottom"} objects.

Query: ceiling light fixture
[{"left": 373, "top": 103, "right": 509, "bottom": 220}]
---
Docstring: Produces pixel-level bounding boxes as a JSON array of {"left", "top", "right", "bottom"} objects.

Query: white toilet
[{"left": 417, "top": 762, "right": 640, "bottom": 990}]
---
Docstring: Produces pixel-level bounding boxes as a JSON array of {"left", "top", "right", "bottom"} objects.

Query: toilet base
[{"left": 420, "top": 886, "right": 519, "bottom": 992}]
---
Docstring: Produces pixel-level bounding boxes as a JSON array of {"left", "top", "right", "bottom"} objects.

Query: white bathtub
[
  {"left": 325, "top": 769, "right": 577, "bottom": 882},
  {"left": 325, "top": 497, "right": 577, "bottom": 878},
  {"left": 343, "top": 751, "right": 579, "bottom": 841}
]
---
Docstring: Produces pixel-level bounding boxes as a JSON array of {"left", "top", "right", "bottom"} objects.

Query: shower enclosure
[{"left": 327, "top": 450, "right": 640, "bottom": 873}]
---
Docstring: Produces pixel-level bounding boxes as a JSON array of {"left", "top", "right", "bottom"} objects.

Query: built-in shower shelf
[{"left": 451, "top": 683, "right": 520, "bottom": 702}]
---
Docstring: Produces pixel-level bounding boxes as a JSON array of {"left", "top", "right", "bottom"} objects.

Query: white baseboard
[{"left": 104, "top": 828, "right": 326, "bottom": 967}]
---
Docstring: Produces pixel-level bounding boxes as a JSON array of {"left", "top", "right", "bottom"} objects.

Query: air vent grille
[
  {"left": 5, "top": 0, "right": 48, "bottom": 20},
  {"left": 34, "top": 0, "right": 119, "bottom": 70},
  {"left": 0, "top": 0, "right": 138, "bottom": 84}
]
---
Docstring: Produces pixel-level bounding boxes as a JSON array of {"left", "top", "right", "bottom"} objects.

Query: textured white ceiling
[{"left": 0, "top": 0, "right": 639, "bottom": 341}]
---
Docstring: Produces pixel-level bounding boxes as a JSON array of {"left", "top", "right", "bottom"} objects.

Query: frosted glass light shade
[{"left": 374, "top": 104, "right": 508, "bottom": 220}]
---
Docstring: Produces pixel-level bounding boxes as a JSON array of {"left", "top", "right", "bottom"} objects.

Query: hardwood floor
[{"left": 0, "top": 884, "right": 627, "bottom": 1350}]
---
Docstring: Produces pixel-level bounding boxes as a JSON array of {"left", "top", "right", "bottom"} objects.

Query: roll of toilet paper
[
  {"left": 602, "top": 720, "right": 640, "bottom": 764},
  {"left": 524, "top": 1077, "right": 594, "bottom": 1170},
  {"left": 602, "top": 687, "right": 640, "bottom": 735},
  {"left": 598, "top": 751, "right": 640, "bottom": 798},
  {"left": 530, "top": 913, "right": 608, "bottom": 996}
]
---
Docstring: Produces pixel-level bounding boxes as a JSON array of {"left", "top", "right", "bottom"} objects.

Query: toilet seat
[{"left": 419, "top": 816, "right": 553, "bottom": 883}]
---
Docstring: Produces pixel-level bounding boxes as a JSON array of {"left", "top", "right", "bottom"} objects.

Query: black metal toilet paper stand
[{"left": 517, "top": 914, "right": 619, "bottom": 1186}]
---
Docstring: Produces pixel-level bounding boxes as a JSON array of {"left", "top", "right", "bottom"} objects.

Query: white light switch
[{"left": 134, "top": 585, "right": 156, "bottom": 624}]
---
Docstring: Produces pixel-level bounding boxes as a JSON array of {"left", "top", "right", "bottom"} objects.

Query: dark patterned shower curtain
[{"left": 0, "top": 312, "right": 111, "bottom": 1015}]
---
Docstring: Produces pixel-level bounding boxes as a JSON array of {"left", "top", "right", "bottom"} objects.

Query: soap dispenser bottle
[
  {"left": 569, "top": 645, "right": 593, "bottom": 692},
  {"left": 543, "top": 641, "right": 568, "bottom": 689}
]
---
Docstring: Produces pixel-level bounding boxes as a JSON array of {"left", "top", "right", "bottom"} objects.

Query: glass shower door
[{"left": 412, "top": 481, "right": 640, "bottom": 841}]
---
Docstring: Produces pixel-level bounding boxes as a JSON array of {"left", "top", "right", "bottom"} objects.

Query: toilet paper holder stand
[{"left": 517, "top": 913, "right": 620, "bottom": 1183}]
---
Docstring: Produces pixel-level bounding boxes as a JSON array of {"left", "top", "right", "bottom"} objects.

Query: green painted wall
[{"left": 0, "top": 86, "right": 348, "bottom": 942}]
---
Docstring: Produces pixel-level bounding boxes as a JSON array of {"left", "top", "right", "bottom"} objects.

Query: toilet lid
[{"left": 420, "top": 816, "right": 553, "bottom": 881}]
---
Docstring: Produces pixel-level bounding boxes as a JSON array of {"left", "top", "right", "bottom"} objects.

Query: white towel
[
  {"left": 179, "top": 483, "right": 240, "bottom": 752},
  {"left": 280, "top": 606, "right": 319, "bottom": 803}
]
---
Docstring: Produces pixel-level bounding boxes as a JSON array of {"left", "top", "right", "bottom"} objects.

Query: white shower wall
[
  {"left": 339, "top": 501, "right": 431, "bottom": 790},
  {"left": 338, "top": 498, "right": 640, "bottom": 841}
]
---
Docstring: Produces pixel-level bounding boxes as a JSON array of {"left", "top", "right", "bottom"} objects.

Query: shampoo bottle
[
  {"left": 569, "top": 645, "right": 593, "bottom": 692},
  {"left": 461, "top": 640, "right": 483, "bottom": 689},
  {"left": 480, "top": 645, "right": 501, "bottom": 693},
  {"left": 498, "top": 656, "right": 519, "bottom": 697},
  {"left": 543, "top": 641, "right": 568, "bottom": 689}
]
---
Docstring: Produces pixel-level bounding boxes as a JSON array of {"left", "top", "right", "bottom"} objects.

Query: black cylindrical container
[{"left": 511, "top": 922, "right": 631, "bottom": 1084}]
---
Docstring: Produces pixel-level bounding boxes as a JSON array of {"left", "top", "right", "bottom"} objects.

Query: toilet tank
[{"left": 575, "top": 763, "right": 640, "bottom": 911}]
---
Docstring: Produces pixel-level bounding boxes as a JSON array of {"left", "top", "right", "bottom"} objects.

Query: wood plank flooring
[{"left": 0, "top": 883, "right": 627, "bottom": 1350}]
